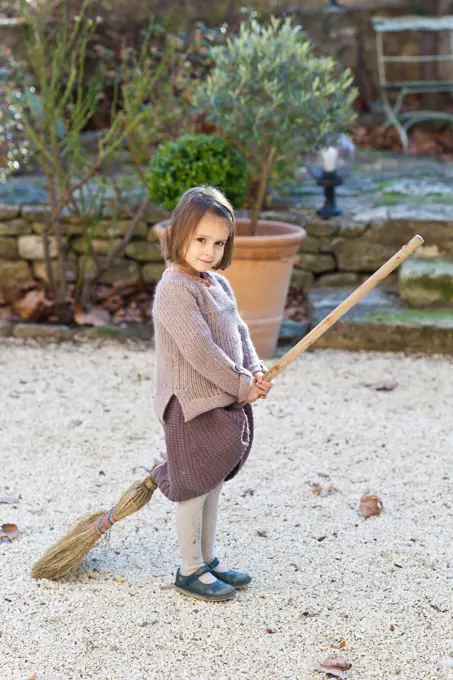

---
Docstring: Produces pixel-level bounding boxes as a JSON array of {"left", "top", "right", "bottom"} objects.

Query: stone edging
[
  {"left": 2, "top": 315, "right": 452, "bottom": 355},
  {"left": 0, "top": 319, "right": 153, "bottom": 342},
  {"left": 313, "top": 318, "right": 453, "bottom": 354}
]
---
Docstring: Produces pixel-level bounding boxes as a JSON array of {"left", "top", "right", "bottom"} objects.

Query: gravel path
[{"left": 0, "top": 339, "right": 452, "bottom": 680}]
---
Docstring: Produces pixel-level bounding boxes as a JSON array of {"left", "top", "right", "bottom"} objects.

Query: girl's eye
[{"left": 196, "top": 237, "right": 225, "bottom": 246}]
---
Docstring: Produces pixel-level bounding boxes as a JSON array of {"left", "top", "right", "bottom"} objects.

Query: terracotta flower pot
[{"left": 153, "top": 218, "right": 306, "bottom": 358}]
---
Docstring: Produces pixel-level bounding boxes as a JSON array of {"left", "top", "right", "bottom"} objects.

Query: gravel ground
[{"left": 0, "top": 339, "right": 452, "bottom": 680}]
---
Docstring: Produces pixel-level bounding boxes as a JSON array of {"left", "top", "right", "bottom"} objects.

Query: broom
[
  {"left": 31, "top": 475, "right": 158, "bottom": 581},
  {"left": 31, "top": 234, "right": 423, "bottom": 581}
]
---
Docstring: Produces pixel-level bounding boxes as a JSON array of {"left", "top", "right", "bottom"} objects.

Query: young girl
[{"left": 151, "top": 186, "right": 273, "bottom": 602}]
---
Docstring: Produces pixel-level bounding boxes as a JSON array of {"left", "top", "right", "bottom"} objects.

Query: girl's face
[{"left": 181, "top": 212, "right": 230, "bottom": 276}]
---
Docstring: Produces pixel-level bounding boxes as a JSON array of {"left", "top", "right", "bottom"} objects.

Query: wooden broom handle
[{"left": 264, "top": 234, "right": 424, "bottom": 382}]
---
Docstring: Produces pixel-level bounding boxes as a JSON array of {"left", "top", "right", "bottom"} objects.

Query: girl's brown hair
[{"left": 163, "top": 186, "right": 235, "bottom": 270}]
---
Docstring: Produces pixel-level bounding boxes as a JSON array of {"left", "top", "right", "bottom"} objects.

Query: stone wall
[
  {"left": 0, "top": 203, "right": 170, "bottom": 288},
  {"left": 294, "top": 1, "right": 453, "bottom": 107},
  {"left": 6, "top": 1, "right": 453, "bottom": 110},
  {"left": 260, "top": 208, "right": 453, "bottom": 289},
  {"left": 2, "top": 202, "right": 452, "bottom": 291}
]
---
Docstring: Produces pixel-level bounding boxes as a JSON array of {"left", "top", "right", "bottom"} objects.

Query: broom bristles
[
  {"left": 32, "top": 475, "right": 157, "bottom": 581},
  {"left": 31, "top": 510, "right": 106, "bottom": 581}
]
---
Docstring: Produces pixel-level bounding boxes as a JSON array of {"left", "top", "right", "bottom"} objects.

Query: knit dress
[{"left": 151, "top": 267, "right": 266, "bottom": 503}]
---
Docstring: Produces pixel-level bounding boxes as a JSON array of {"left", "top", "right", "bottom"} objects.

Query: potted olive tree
[
  {"left": 196, "top": 17, "right": 357, "bottom": 356},
  {"left": 154, "top": 17, "right": 357, "bottom": 356}
]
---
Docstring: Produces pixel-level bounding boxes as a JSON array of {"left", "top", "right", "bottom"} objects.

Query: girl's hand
[
  {"left": 244, "top": 382, "right": 262, "bottom": 404},
  {"left": 253, "top": 372, "right": 274, "bottom": 400}
]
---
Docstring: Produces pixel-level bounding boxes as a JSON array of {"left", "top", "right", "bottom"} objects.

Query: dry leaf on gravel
[
  {"left": 309, "top": 483, "right": 337, "bottom": 497},
  {"left": 0, "top": 523, "right": 18, "bottom": 541},
  {"left": 28, "top": 674, "right": 37, "bottom": 680},
  {"left": 359, "top": 492, "right": 383, "bottom": 519},
  {"left": 363, "top": 381, "right": 397, "bottom": 392},
  {"left": 0, "top": 496, "right": 17, "bottom": 504},
  {"left": 315, "top": 656, "right": 352, "bottom": 679}
]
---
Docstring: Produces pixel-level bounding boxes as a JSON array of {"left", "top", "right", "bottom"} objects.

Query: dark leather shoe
[
  {"left": 174, "top": 564, "right": 236, "bottom": 602},
  {"left": 207, "top": 557, "right": 252, "bottom": 588}
]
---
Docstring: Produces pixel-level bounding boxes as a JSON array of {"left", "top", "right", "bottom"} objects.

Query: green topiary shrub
[{"left": 145, "top": 133, "right": 249, "bottom": 211}]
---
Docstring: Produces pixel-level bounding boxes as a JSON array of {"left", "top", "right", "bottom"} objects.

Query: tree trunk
[
  {"left": 43, "top": 177, "right": 58, "bottom": 299},
  {"left": 46, "top": 176, "right": 68, "bottom": 301},
  {"left": 248, "top": 147, "right": 276, "bottom": 237},
  {"left": 78, "top": 196, "right": 150, "bottom": 306}
]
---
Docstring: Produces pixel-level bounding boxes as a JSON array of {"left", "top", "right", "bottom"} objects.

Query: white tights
[{"left": 176, "top": 483, "right": 228, "bottom": 584}]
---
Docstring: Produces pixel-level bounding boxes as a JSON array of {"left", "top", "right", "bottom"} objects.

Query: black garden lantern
[{"left": 306, "top": 135, "right": 355, "bottom": 219}]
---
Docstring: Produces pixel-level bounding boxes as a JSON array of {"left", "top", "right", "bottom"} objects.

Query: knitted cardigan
[{"left": 152, "top": 268, "right": 266, "bottom": 423}]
